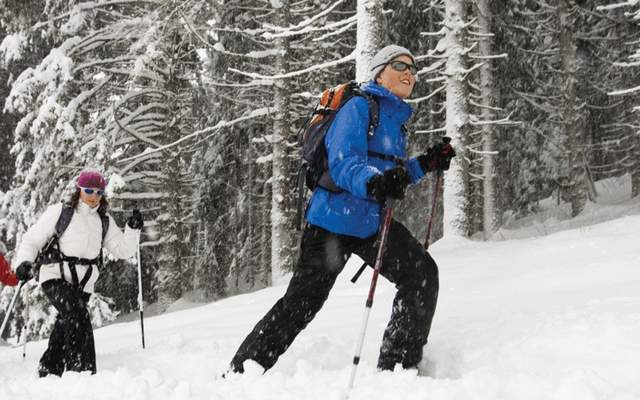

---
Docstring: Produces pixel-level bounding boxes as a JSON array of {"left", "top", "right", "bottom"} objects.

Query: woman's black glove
[
  {"left": 127, "top": 209, "right": 144, "bottom": 230},
  {"left": 417, "top": 141, "right": 456, "bottom": 173},
  {"left": 367, "top": 166, "right": 411, "bottom": 202},
  {"left": 16, "top": 261, "right": 34, "bottom": 281}
]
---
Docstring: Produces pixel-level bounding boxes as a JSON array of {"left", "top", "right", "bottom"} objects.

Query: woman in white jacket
[{"left": 14, "top": 170, "right": 143, "bottom": 377}]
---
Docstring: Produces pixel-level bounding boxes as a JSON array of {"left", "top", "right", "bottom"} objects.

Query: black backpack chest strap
[{"left": 367, "top": 150, "right": 406, "bottom": 166}]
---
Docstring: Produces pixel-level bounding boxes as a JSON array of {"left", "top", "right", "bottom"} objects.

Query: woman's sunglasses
[
  {"left": 81, "top": 188, "right": 105, "bottom": 196},
  {"left": 388, "top": 61, "right": 418, "bottom": 75}
]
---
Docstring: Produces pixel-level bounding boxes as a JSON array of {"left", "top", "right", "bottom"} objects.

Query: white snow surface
[{"left": 2, "top": 202, "right": 640, "bottom": 399}]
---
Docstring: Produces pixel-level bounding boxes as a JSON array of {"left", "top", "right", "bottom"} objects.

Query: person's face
[
  {"left": 79, "top": 187, "right": 104, "bottom": 209},
  {"left": 375, "top": 55, "right": 417, "bottom": 99}
]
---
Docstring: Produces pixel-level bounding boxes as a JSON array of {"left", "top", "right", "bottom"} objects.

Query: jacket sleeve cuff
[
  {"left": 405, "top": 157, "right": 426, "bottom": 184},
  {"left": 356, "top": 166, "right": 381, "bottom": 199}
]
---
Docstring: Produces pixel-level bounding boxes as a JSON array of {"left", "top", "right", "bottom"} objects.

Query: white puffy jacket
[{"left": 15, "top": 202, "right": 139, "bottom": 293}]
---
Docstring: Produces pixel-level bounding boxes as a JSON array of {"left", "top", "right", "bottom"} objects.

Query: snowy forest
[{"left": 1, "top": 0, "right": 639, "bottom": 343}]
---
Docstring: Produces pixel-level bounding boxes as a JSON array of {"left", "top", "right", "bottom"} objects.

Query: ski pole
[
  {"left": 22, "top": 288, "right": 29, "bottom": 359},
  {"left": 0, "top": 280, "right": 25, "bottom": 339},
  {"left": 424, "top": 170, "right": 443, "bottom": 250},
  {"left": 347, "top": 199, "right": 396, "bottom": 391},
  {"left": 423, "top": 136, "right": 451, "bottom": 250},
  {"left": 136, "top": 230, "right": 146, "bottom": 349}
]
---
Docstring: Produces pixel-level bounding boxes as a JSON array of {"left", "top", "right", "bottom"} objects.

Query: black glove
[
  {"left": 367, "top": 166, "right": 411, "bottom": 202},
  {"left": 127, "top": 209, "right": 144, "bottom": 230},
  {"left": 417, "top": 140, "right": 456, "bottom": 173},
  {"left": 15, "top": 261, "right": 34, "bottom": 282}
]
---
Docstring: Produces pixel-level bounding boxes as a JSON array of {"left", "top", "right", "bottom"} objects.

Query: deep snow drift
[{"left": 1, "top": 197, "right": 639, "bottom": 399}]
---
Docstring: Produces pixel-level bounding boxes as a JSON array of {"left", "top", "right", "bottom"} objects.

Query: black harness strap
[
  {"left": 80, "top": 265, "right": 93, "bottom": 289},
  {"left": 37, "top": 205, "right": 109, "bottom": 291},
  {"left": 367, "top": 150, "right": 406, "bottom": 165},
  {"left": 68, "top": 262, "right": 80, "bottom": 287}
]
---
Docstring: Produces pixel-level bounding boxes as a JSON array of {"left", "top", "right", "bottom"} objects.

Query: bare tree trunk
[
  {"left": 444, "top": 0, "right": 470, "bottom": 233},
  {"left": 476, "top": 0, "right": 498, "bottom": 238},
  {"left": 270, "top": 0, "right": 295, "bottom": 283},
  {"left": 355, "top": 0, "right": 385, "bottom": 82},
  {"left": 558, "top": 0, "right": 587, "bottom": 217},
  {"left": 261, "top": 180, "right": 272, "bottom": 287}
]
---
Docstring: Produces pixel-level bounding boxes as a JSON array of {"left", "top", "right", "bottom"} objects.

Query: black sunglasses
[
  {"left": 81, "top": 188, "right": 105, "bottom": 196},
  {"left": 388, "top": 61, "right": 418, "bottom": 75}
]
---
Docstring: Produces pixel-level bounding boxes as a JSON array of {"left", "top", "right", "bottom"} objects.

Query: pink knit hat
[{"left": 76, "top": 170, "right": 107, "bottom": 189}]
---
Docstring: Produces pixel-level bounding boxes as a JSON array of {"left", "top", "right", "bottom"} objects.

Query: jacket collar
[
  {"left": 77, "top": 201, "right": 99, "bottom": 215},
  {"left": 361, "top": 81, "right": 413, "bottom": 124}
]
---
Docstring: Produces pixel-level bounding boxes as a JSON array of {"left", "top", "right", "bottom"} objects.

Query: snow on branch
[
  {"left": 206, "top": 80, "right": 275, "bottom": 88},
  {"left": 264, "top": 15, "right": 357, "bottom": 40},
  {"left": 470, "top": 111, "right": 519, "bottom": 126},
  {"left": 228, "top": 51, "right": 355, "bottom": 81},
  {"left": 115, "top": 107, "right": 273, "bottom": 163},
  {"left": 31, "top": 1, "right": 163, "bottom": 31},
  {"left": 0, "top": 31, "right": 27, "bottom": 65},
  {"left": 415, "top": 127, "right": 446, "bottom": 134},
  {"left": 417, "top": 59, "right": 446, "bottom": 75},
  {"left": 461, "top": 62, "right": 484, "bottom": 79},
  {"left": 265, "top": 0, "right": 347, "bottom": 33},
  {"left": 113, "top": 105, "right": 164, "bottom": 149},
  {"left": 467, "top": 30, "right": 495, "bottom": 38},
  {"left": 608, "top": 85, "right": 640, "bottom": 96},
  {"left": 406, "top": 85, "right": 446, "bottom": 105},
  {"left": 313, "top": 19, "right": 357, "bottom": 42},
  {"left": 596, "top": 2, "right": 637, "bottom": 11},
  {"left": 74, "top": 56, "right": 138, "bottom": 73},
  {"left": 467, "top": 148, "right": 499, "bottom": 155},
  {"left": 115, "top": 191, "right": 170, "bottom": 200},
  {"left": 469, "top": 53, "right": 508, "bottom": 60}
]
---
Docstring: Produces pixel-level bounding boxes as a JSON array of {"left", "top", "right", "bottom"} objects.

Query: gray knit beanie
[{"left": 368, "top": 45, "right": 416, "bottom": 82}]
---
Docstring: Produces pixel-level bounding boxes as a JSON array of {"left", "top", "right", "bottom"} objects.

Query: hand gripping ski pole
[
  {"left": 347, "top": 199, "right": 396, "bottom": 391},
  {"left": 137, "top": 230, "right": 146, "bottom": 349},
  {"left": 0, "top": 281, "right": 25, "bottom": 339}
]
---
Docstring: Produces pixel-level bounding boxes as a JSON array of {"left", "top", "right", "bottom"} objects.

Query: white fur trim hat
[{"left": 368, "top": 45, "right": 416, "bottom": 82}]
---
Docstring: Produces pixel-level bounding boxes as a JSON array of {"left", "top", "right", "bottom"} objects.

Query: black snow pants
[
  {"left": 39, "top": 279, "right": 96, "bottom": 377},
  {"left": 230, "top": 219, "right": 439, "bottom": 372}
]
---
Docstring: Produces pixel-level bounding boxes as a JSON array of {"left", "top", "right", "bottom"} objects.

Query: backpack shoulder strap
[
  {"left": 352, "top": 85, "right": 379, "bottom": 138},
  {"left": 55, "top": 205, "right": 75, "bottom": 238},
  {"left": 98, "top": 212, "right": 109, "bottom": 246}
]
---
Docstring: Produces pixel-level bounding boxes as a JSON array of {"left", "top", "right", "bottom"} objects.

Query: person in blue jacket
[{"left": 230, "top": 45, "right": 455, "bottom": 373}]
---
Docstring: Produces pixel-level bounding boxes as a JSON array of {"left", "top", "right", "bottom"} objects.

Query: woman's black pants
[
  {"left": 39, "top": 279, "right": 96, "bottom": 377},
  {"left": 230, "top": 220, "right": 439, "bottom": 372}
]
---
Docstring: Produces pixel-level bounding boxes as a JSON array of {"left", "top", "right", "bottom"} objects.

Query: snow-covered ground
[{"left": 2, "top": 188, "right": 640, "bottom": 399}]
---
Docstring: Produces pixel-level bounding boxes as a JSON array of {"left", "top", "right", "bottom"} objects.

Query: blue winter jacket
[{"left": 305, "top": 81, "right": 426, "bottom": 239}]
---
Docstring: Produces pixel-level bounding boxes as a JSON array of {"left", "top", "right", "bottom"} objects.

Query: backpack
[
  {"left": 35, "top": 205, "right": 109, "bottom": 290},
  {"left": 296, "top": 81, "right": 379, "bottom": 229}
]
